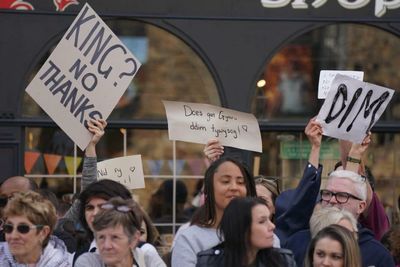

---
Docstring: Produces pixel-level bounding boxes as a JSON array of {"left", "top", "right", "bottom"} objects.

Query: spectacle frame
[
  {"left": 320, "top": 189, "right": 363, "bottom": 204},
  {"left": 3, "top": 223, "right": 44, "bottom": 234}
]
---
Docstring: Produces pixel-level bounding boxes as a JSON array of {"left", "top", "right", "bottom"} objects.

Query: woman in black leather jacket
[{"left": 196, "top": 197, "right": 296, "bottom": 267}]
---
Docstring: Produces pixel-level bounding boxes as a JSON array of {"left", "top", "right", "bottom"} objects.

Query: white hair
[
  {"left": 310, "top": 206, "right": 358, "bottom": 238},
  {"left": 328, "top": 170, "right": 367, "bottom": 201}
]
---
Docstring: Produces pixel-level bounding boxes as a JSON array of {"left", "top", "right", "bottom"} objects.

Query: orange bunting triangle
[
  {"left": 64, "top": 156, "right": 82, "bottom": 175},
  {"left": 43, "top": 154, "right": 62, "bottom": 175},
  {"left": 24, "top": 151, "right": 40, "bottom": 174}
]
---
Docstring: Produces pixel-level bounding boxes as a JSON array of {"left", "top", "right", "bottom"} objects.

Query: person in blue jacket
[{"left": 278, "top": 118, "right": 394, "bottom": 267}]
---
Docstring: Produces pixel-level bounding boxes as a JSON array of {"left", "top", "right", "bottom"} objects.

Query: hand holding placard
[{"left": 25, "top": 3, "right": 141, "bottom": 150}]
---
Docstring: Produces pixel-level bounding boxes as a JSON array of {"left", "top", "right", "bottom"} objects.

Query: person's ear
[
  {"left": 358, "top": 200, "right": 366, "bottom": 215},
  {"left": 39, "top": 225, "right": 50, "bottom": 243},
  {"left": 129, "top": 230, "right": 140, "bottom": 249}
]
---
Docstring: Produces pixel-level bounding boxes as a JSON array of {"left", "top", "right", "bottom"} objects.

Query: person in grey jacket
[{"left": 196, "top": 197, "right": 296, "bottom": 267}]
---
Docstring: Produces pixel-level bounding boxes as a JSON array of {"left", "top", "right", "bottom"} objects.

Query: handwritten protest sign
[
  {"left": 97, "top": 155, "right": 145, "bottom": 189},
  {"left": 317, "top": 74, "right": 394, "bottom": 143},
  {"left": 25, "top": 3, "right": 141, "bottom": 150},
  {"left": 318, "top": 70, "right": 364, "bottom": 99},
  {"left": 163, "top": 100, "right": 262, "bottom": 152}
]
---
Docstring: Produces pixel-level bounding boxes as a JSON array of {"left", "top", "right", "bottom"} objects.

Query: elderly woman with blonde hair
[
  {"left": 309, "top": 206, "right": 358, "bottom": 238},
  {"left": 0, "top": 191, "right": 71, "bottom": 266}
]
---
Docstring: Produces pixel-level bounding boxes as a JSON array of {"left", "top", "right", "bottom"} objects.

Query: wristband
[{"left": 346, "top": 156, "right": 361, "bottom": 164}]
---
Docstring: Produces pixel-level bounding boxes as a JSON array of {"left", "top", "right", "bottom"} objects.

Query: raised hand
[
  {"left": 349, "top": 132, "right": 371, "bottom": 158},
  {"left": 305, "top": 117, "right": 323, "bottom": 148},
  {"left": 203, "top": 138, "right": 224, "bottom": 162},
  {"left": 85, "top": 118, "right": 107, "bottom": 157},
  {"left": 305, "top": 117, "right": 322, "bottom": 168}
]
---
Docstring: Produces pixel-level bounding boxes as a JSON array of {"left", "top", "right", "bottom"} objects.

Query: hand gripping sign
[
  {"left": 163, "top": 100, "right": 262, "bottom": 153},
  {"left": 25, "top": 3, "right": 141, "bottom": 150},
  {"left": 317, "top": 74, "right": 394, "bottom": 143}
]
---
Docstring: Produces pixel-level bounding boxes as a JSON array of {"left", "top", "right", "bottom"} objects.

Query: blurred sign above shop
[
  {"left": 1, "top": 0, "right": 400, "bottom": 20},
  {"left": 260, "top": 0, "right": 400, "bottom": 18}
]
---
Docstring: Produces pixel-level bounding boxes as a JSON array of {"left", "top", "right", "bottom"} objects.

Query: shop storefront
[{"left": 1, "top": 0, "right": 399, "bottom": 243}]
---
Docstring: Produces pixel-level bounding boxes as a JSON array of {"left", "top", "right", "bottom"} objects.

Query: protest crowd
[
  {"left": 0, "top": 114, "right": 399, "bottom": 267},
  {"left": 0, "top": 4, "right": 399, "bottom": 267}
]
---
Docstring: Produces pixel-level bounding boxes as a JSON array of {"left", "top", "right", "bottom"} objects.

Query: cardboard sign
[
  {"left": 25, "top": 3, "right": 141, "bottom": 150},
  {"left": 318, "top": 70, "right": 364, "bottom": 99},
  {"left": 97, "top": 155, "right": 145, "bottom": 189},
  {"left": 317, "top": 74, "right": 394, "bottom": 143},
  {"left": 163, "top": 100, "right": 262, "bottom": 152}
]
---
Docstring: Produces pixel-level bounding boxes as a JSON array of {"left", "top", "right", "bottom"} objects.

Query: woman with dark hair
[
  {"left": 304, "top": 224, "right": 361, "bottom": 267},
  {"left": 172, "top": 156, "right": 257, "bottom": 266},
  {"left": 74, "top": 179, "right": 133, "bottom": 258},
  {"left": 196, "top": 197, "right": 296, "bottom": 267}
]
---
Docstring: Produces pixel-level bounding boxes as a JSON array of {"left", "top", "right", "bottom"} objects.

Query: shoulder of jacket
[
  {"left": 275, "top": 248, "right": 294, "bottom": 255},
  {"left": 197, "top": 244, "right": 224, "bottom": 257}
]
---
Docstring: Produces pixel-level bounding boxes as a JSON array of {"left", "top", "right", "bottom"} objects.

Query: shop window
[
  {"left": 252, "top": 23, "right": 400, "bottom": 121},
  {"left": 22, "top": 19, "right": 219, "bottom": 241},
  {"left": 253, "top": 23, "right": 400, "bottom": 223}
]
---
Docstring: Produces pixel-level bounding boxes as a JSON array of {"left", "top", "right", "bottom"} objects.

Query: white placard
[
  {"left": 316, "top": 74, "right": 394, "bottom": 143},
  {"left": 25, "top": 3, "right": 141, "bottom": 150},
  {"left": 97, "top": 155, "right": 145, "bottom": 190},
  {"left": 318, "top": 70, "right": 364, "bottom": 99},
  {"left": 163, "top": 100, "right": 262, "bottom": 152}
]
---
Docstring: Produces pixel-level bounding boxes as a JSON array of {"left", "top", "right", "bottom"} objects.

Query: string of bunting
[{"left": 25, "top": 151, "right": 206, "bottom": 176}]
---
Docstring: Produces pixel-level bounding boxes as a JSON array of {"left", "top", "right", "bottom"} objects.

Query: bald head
[{"left": 0, "top": 176, "right": 38, "bottom": 197}]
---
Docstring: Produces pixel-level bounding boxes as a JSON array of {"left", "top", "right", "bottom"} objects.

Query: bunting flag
[
  {"left": 64, "top": 156, "right": 82, "bottom": 175},
  {"left": 168, "top": 159, "right": 185, "bottom": 176},
  {"left": 24, "top": 151, "right": 41, "bottom": 174},
  {"left": 187, "top": 158, "right": 204, "bottom": 176},
  {"left": 43, "top": 154, "right": 62, "bottom": 174},
  {"left": 147, "top": 160, "right": 163, "bottom": 176}
]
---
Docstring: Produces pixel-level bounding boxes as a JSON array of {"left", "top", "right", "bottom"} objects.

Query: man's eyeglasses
[
  {"left": 320, "top": 189, "right": 363, "bottom": 204},
  {"left": 100, "top": 203, "right": 132, "bottom": 213},
  {"left": 3, "top": 223, "right": 43, "bottom": 234}
]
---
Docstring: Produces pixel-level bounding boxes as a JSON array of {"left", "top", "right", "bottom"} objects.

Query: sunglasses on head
[
  {"left": 3, "top": 223, "right": 43, "bottom": 234},
  {"left": 254, "top": 176, "right": 281, "bottom": 194},
  {"left": 100, "top": 203, "right": 132, "bottom": 213}
]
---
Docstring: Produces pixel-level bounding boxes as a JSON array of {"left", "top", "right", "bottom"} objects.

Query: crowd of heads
[{"left": 1, "top": 122, "right": 399, "bottom": 267}]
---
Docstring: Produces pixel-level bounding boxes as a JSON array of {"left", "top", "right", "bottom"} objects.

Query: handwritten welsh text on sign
[
  {"left": 163, "top": 101, "right": 262, "bottom": 152},
  {"left": 97, "top": 155, "right": 145, "bottom": 190},
  {"left": 25, "top": 3, "right": 141, "bottom": 151},
  {"left": 316, "top": 74, "right": 394, "bottom": 144},
  {"left": 318, "top": 70, "right": 364, "bottom": 99}
]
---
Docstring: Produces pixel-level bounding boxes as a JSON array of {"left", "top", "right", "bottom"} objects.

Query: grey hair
[
  {"left": 328, "top": 170, "right": 367, "bottom": 201},
  {"left": 310, "top": 206, "right": 358, "bottom": 238}
]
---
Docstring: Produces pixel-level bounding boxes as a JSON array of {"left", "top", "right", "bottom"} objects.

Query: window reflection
[
  {"left": 23, "top": 20, "right": 219, "bottom": 119},
  {"left": 253, "top": 24, "right": 400, "bottom": 121}
]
